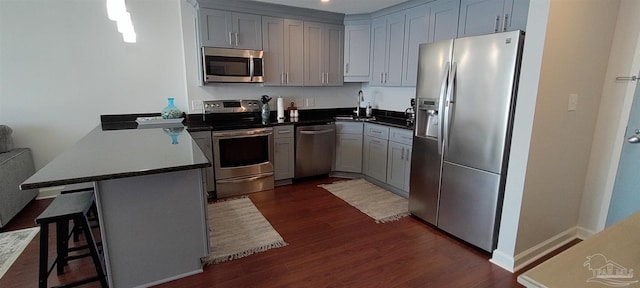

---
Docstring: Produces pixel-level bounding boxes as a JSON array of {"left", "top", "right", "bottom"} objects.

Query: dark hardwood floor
[{"left": 0, "top": 177, "right": 576, "bottom": 287}]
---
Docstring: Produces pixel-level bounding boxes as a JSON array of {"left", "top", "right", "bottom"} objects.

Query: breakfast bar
[{"left": 21, "top": 125, "right": 211, "bottom": 287}]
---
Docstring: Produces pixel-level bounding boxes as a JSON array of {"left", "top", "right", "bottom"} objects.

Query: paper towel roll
[{"left": 277, "top": 97, "right": 285, "bottom": 120}]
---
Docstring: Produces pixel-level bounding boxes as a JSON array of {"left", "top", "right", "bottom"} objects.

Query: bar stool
[
  {"left": 35, "top": 190, "right": 108, "bottom": 288},
  {"left": 60, "top": 187, "right": 98, "bottom": 243}
]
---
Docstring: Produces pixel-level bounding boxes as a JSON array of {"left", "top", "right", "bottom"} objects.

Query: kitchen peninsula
[{"left": 20, "top": 125, "right": 211, "bottom": 287}]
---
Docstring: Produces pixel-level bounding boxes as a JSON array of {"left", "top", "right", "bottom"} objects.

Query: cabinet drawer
[
  {"left": 389, "top": 127, "right": 413, "bottom": 145},
  {"left": 364, "top": 123, "right": 389, "bottom": 140},
  {"left": 274, "top": 125, "right": 294, "bottom": 138},
  {"left": 336, "top": 121, "right": 363, "bottom": 135}
]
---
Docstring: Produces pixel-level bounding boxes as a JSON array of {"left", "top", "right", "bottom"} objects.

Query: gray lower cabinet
[
  {"left": 362, "top": 123, "right": 390, "bottom": 182},
  {"left": 189, "top": 131, "right": 215, "bottom": 194},
  {"left": 386, "top": 128, "right": 413, "bottom": 192},
  {"left": 334, "top": 121, "right": 364, "bottom": 173},
  {"left": 274, "top": 125, "right": 295, "bottom": 180}
]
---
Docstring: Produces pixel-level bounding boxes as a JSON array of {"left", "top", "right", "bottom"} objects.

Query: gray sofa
[{"left": 0, "top": 125, "right": 37, "bottom": 228}]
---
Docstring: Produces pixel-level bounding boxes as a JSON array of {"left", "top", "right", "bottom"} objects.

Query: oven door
[
  {"left": 212, "top": 127, "right": 273, "bottom": 180},
  {"left": 202, "top": 47, "right": 264, "bottom": 83}
]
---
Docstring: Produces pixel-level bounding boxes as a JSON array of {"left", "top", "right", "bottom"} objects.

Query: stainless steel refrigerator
[{"left": 408, "top": 30, "right": 524, "bottom": 252}]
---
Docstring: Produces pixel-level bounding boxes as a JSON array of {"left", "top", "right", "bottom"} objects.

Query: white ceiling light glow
[{"left": 106, "top": 0, "right": 136, "bottom": 43}]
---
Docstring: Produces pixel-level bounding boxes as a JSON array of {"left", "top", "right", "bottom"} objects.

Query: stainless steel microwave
[{"left": 201, "top": 47, "right": 264, "bottom": 83}]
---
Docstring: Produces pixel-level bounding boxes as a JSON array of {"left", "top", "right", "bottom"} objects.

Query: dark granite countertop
[
  {"left": 184, "top": 107, "right": 414, "bottom": 131},
  {"left": 20, "top": 125, "right": 210, "bottom": 190}
]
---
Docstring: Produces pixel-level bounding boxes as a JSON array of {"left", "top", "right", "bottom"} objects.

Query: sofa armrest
[{"left": 0, "top": 148, "right": 38, "bottom": 227}]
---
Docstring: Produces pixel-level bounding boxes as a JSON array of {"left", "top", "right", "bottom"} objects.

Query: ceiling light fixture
[
  {"left": 106, "top": 0, "right": 136, "bottom": 43},
  {"left": 321, "top": 0, "right": 330, "bottom": 3}
]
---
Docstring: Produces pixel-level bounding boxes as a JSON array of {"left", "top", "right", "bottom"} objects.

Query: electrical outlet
[
  {"left": 305, "top": 98, "right": 315, "bottom": 107},
  {"left": 568, "top": 94, "right": 578, "bottom": 111},
  {"left": 191, "top": 100, "right": 203, "bottom": 111}
]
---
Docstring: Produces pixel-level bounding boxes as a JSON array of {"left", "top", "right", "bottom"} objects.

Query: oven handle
[
  {"left": 216, "top": 172, "right": 274, "bottom": 184},
  {"left": 212, "top": 129, "right": 273, "bottom": 138},
  {"left": 299, "top": 129, "right": 334, "bottom": 135}
]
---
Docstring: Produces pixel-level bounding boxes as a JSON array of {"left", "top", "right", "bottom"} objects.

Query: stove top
[{"left": 203, "top": 100, "right": 268, "bottom": 131}]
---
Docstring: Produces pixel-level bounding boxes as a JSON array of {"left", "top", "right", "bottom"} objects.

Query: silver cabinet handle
[
  {"left": 228, "top": 31, "right": 233, "bottom": 46},
  {"left": 249, "top": 55, "right": 254, "bottom": 81},
  {"left": 401, "top": 148, "right": 405, "bottom": 160},
  {"left": 300, "top": 129, "right": 334, "bottom": 135},
  {"left": 325, "top": 72, "right": 329, "bottom": 84},
  {"left": 286, "top": 72, "right": 289, "bottom": 84},
  {"left": 494, "top": 15, "right": 500, "bottom": 33},
  {"left": 235, "top": 32, "right": 239, "bottom": 46},
  {"left": 346, "top": 63, "right": 349, "bottom": 74},
  {"left": 380, "top": 73, "right": 384, "bottom": 84},
  {"left": 281, "top": 73, "right": 285, "bottom": 85},
  {"left": 503, "top": 14, "right": 509, "bottom": 31}
]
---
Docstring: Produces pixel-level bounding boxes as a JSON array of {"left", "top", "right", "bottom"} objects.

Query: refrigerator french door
[{"left": 409, "top": 30, "right": 524, "bottom": 252}]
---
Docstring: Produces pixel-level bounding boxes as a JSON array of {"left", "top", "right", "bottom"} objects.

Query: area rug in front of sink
[
  {"left": 204, "top": 197, "right": 287, "bottom": 265},
  {"left": 319, "top": 178, "right": 409, "bottom": 223}
]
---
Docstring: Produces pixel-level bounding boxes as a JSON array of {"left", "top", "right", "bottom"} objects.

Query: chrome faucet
[{"left": 355, "top": 90, "right": 363, "bottom": 117}]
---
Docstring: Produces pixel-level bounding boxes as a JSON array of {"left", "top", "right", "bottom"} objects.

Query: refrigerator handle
[
  {"left": 444, "top": 62, "right": 457, "bottom": 152},
  {"left": 437, "top": 62, "right": 450, "bottom": 155}
]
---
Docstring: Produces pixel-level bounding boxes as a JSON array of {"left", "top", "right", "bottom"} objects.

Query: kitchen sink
[{"left": 334, "top": 115, "right": 376, "bottom": 121}]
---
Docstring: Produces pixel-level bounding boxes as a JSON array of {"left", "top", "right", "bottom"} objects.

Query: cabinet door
[
  {"left": 385, "top": 12, "right": 406, "bottom": 86},
  {"left": 457, "top": 0, "right": 505, "bottom": 38},
  {"left": 274, "top": 137, "right": 294, "bottom": 180},
  {"left": 284, "top": 19, "right": 304, "bottom": 86},
  {"left": 386, "top": 141, "right": 411, "bottom": 190},
  {"left": 189, "top": 132, "right": 215, "bottom": 193},
  {"left": 199, "top": 9, "right": 233, "bottom": 48},
  {"left": 262, "top": 17, "right": 285, "bottom": 85},
  {"left": 324, "top": 24, "right": 344, "bottom": 86},
  {"left": 344, "top": 24, "right": 371, "bottom": 82},
  {"left": 370, "top": 17, "right": 388, "bottom": 86},
  {"left": 232, "top": 12, "right": 262, "bottom": 50},
  {"left": 429, "top": 0, "right": 460, "bottom": 42},
  {"left": 304, "top": 22, "right": 324, "bottom": 86},
  {"left": 402, "top": 4, "right": 430, "bottom": 87},
  {"left": 503, "top": 0, "right": 529, "bottom": 32},
  {"left": 363, "top": 135, "right": 388, "bottom": 182},
  {"left": 335, "top": 133, "right": 363, "bottom": 173}
]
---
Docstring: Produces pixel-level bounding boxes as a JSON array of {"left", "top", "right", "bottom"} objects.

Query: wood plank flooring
[{"left": 0, "top": 177, "right": 575, "bottom": 287}]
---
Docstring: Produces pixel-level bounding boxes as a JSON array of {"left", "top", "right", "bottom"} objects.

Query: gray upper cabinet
[
  {"left": 262, "top": 17, "right": 304, "bottom": 86},
  {"left": 199, "top": 8, "right": 262, "bottom": 50},
  {"left": 370, "top": 11, "right": 405, "bottom": 87},
  {"left": 401, "top": 4, "right": 430, "bottom": 87},
  {"left": 457, "top": 0, "right": 529, "bottom": 38},
  {"left": 344, "top": 23, "right": 371, "bottom": 82},
  {"left": 304, "top": 22, "right": 344, "bottom": 86},
  {"left": 429, "top": 0, "right": 461, "bottom": 42}
]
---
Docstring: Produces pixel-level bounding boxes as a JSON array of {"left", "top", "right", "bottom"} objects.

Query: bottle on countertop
[{"left": 366, "top": 102, "right": 372, "bottom": 117}]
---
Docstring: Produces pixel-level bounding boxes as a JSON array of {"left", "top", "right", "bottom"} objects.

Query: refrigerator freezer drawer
[
  {"left": 408, "top": 136, "right": 441, "bottom": 225},
  {"left": 437, "top": 161, "right": 501, "bottom": 252}
]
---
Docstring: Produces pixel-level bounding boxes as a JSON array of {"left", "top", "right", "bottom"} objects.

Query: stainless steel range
[{"left": 203, "top": 100, "right": 274, "bottom": 198}]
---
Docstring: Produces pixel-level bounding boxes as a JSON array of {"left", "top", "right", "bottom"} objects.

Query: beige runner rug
[
  {"left": 203, "top": 197, "right": 286, "bottom": 264},
  {"left": 319, "top": 178, "right": 409, "bottom": 223}
]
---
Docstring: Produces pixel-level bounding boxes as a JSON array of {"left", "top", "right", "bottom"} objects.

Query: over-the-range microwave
[{"left": 201, "top": 47, "right": 264, "bottom": 84}]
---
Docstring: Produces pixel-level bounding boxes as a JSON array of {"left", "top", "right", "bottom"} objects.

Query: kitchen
[{"left": 1, "top": 0, "right": 639, "bottom": 287}]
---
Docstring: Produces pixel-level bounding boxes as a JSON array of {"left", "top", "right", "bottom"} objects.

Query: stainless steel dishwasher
[{"left": 295, "top": 123, "right": 336, "bottom": 179}]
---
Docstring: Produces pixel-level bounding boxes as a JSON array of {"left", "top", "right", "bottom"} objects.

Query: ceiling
[{"left": 249, "top": 0, "right": 410, "bottom": 15}]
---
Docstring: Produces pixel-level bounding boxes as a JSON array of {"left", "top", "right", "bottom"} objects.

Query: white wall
[
  {"left": 579, "top": 0, "right": 640, "bottom": 234},
  {"left": 0, "top": 0, "right": 188, "bottom": 169},
  {"left": 493, "top": 0, "right": 620, "bottom": 271}
]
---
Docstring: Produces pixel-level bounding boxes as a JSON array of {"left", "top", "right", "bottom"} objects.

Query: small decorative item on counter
[
  {"left": 260, "top": 95, "right": 272, "bottom": 125},
  {"left": 161, "top": 98, "right": 183, "bottom": 119},
  {"left": 288, "top": 102, "right": 298, "bottom": 119}
]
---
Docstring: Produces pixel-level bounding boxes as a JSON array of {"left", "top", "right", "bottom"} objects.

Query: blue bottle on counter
[{"left": 161, "top": 98, "right": 182, "bottom": 119}]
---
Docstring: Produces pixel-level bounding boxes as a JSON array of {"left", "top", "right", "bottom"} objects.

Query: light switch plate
[{"left": 568, "top": 94, "right": 578, "bottom": 111}]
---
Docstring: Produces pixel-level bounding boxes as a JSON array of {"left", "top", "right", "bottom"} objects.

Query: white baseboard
[
  {"left": 576, "top": 226, "right": 595, "bottom": 239},
  {"left": 491, "top": 226, "right": 580, "bottom": 272},
  {"left": 35, "top": 186, "right": 64, "bottom": 199}
]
